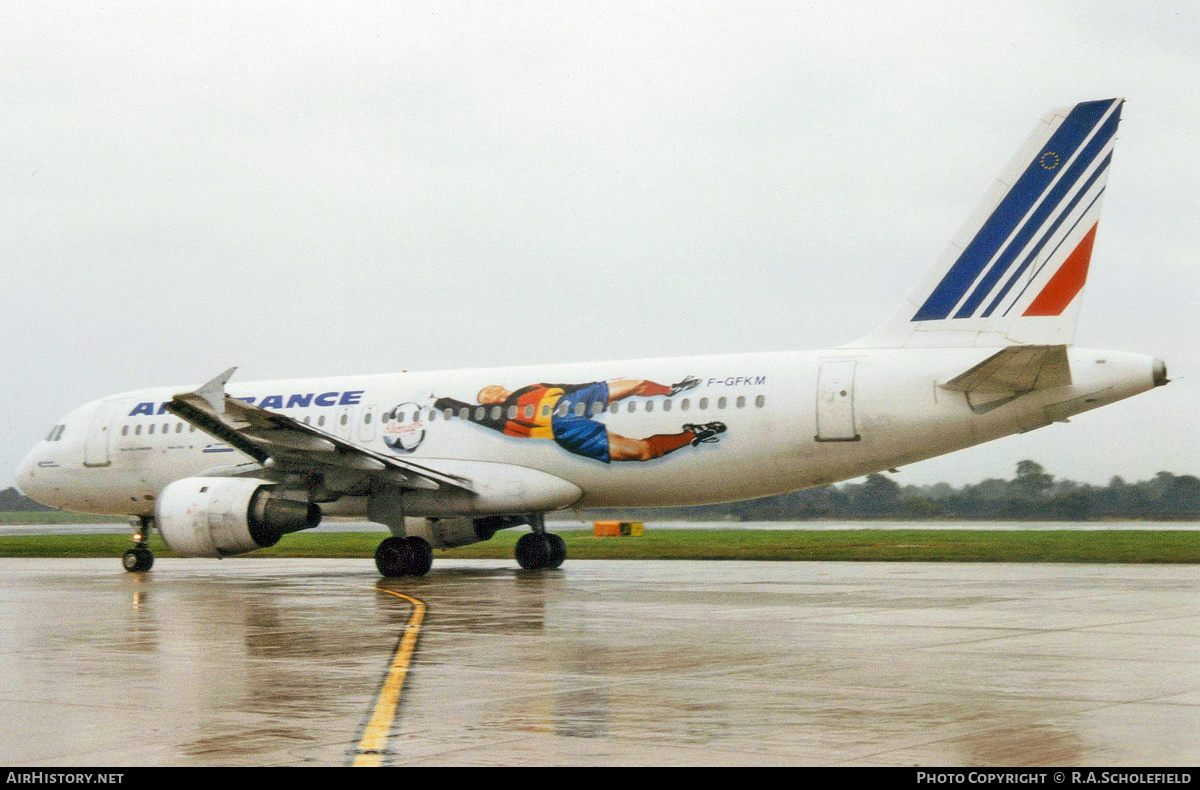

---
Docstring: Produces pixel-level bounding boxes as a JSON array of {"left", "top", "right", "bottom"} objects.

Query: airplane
[{"left": 15, "top": 98, "right": 1168, "bottom": 577}]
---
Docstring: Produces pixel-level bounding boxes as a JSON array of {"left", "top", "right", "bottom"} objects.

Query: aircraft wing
[{"left": 162, "top": 368, "right": 472, "bottom": 493}]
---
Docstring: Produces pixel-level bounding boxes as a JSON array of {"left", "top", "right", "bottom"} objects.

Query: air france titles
[{"left": 127, "top": 390, "right": 365, "bottom": 417}]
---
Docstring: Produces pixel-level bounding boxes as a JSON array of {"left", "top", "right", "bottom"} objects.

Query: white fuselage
[{"left": 16, "top": 346, "right": 1161, "bottom": 519}]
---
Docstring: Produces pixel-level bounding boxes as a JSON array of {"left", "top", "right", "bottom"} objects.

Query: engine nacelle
[
  {"left": 155, "top": 477, "right": 321, "bottom": 557},
  {"left": 403, "top": 515, "right": 521, "bottom": 549}
]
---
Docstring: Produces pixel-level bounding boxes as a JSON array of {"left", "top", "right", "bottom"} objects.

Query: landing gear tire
[
  {"left": 515, "top": 531, "right": 565, "bottom": 570},
  {"left": 404, "top": 536, "right": 433, "bottom": 576},
  {"left": 123, "top": 546, "right": 154, "bottom": 573},
  {"left": 375, "top": 536, "right": 412, "bottom": 578},
  {"left": 515, "top": 532, "right": 550, "bottom": 570},
  {"left": 375, "top": 536, "right": 434, "bottom": 578},
  {"left": 546, "top": 533, "right": 567, "bottom": 569}
]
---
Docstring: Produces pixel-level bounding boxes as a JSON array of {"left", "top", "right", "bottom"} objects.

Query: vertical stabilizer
[{"left": 850, "top": 99, "right": 1122, "bottom": 348}]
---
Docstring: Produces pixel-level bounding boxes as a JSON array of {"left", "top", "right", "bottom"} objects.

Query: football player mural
[{"left": 430, "top": 376, "right": 726, "bottom": 464}]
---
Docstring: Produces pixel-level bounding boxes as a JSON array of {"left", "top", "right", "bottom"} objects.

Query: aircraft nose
[{"left": 14, "top": 448, "right": 44, "bottom": 501}]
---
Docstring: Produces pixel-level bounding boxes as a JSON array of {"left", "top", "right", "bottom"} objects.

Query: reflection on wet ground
[{"left": 0, "top": 558, "right": 1196, "bottom": 765}]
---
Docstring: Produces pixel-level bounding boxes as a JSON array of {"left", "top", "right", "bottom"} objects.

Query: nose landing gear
[{"left": 123, "top": 516, "right": 154, "bottom": 572}]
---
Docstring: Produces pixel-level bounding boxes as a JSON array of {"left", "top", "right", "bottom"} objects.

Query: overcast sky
[{"left": 1, "top": 2, "right": 1196, "bottom": 490}]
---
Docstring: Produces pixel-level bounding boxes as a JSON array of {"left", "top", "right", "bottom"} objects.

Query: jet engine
[{"left": 155, "top": 477, "right": 321, "bottom": 557}]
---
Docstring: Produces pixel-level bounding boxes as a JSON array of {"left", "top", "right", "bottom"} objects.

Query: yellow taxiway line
[{"left": 352, "top": 587, "right": 427, "bottom": 767}]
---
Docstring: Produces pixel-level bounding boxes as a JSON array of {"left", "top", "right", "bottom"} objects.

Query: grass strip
[{"left": 1, "top": 529, "right": 1198, "bottom": 563}]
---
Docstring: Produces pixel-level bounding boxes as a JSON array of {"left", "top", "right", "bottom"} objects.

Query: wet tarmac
[{"left": 0, "top": 557, "right": 1196, "bottom": 766}]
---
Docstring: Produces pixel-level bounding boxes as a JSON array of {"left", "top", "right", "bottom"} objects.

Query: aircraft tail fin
[{"left": 850, "top": 98, "right": 1123, "bottom": 349}]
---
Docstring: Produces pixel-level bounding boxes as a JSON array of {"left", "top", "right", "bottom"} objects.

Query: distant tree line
[{"left": 589, "top": 461, "right": 1200, "bottom": 522}]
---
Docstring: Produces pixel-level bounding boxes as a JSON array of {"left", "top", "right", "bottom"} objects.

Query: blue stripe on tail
[{"left": 912, "top": 99, "right": 1117, "bottom": 322}]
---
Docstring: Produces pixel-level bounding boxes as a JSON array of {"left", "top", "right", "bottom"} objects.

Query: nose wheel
[
  {"left": 123, "top": 516, "right": 154, "bottom": 572},
  {"left": 123, "top": 545, "right": 154, "bottom": 572}
]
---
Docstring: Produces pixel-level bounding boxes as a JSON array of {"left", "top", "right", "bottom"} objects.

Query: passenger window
[
  {"left": 490, "top": 406, "right": 502, "bottom": 421},
  {"left": 429, "top": 410, "right": 437, "bottom": 422},
  {"left": 524, "top": 405, "right": 534, "bottom": 419},
  {"left": 609, "top": 403, "right": 619, "bottom": 414},
  {"left": 699, "top": 398, "right": 708, "bottom": 410},
  {"left": 149, "top": 425, "right": 155, "bottom": 435},
  {"left": 121, "top": 425, "right": 129, "bottom": 436},
  {"left": 176, "top": 423, "right": 183, "bottom": 433},
  {"left": 459, "top": 407, "right": 470, "bottom": 420},
  {"left": 681, "top": 398, "right": 690, "bottom": 411},
  {"left": 340, "top": 413, "right": 349, "bottom": 425},
  {"left": 627, "top": 401, "right": 636, "bottom": 413},
  {"left": 718, "top": 397, "right": 727, "bottom": 409},
  {"left": 189, "top": 425, "right": 196, "bottom": 432},
  {"left": 645, "top": 401, "right": 655, "bottom": 413},
  {"left": 662, "top": 399, "right": 672, "bottom": 412},
  {"left": 474, "top": 406, "right": 485, "bottom": 421},
  {"left": 541, "top": 405, "right": 551, "bottom": 418},
  {"left": 162, "top": 423, "right": 169, "bottom": 433},
  {"left": 507, "top": 405, "right": 517, "bottom": 420},
  {"left": 573, "top": 402, "right": 585, "bottom": 416},
  {"left": 365, "top": 412, "right": 373, "bottom": 424},
  {"left": 444, "top": 408, "right": 454, "bottom": 420},
  {"left": 135, "top": 425, "right": 142, "bottom": 435},
  {"left": 756, "top": 395, "right": 766, "bottom": 408},
  {"left": 736, "top": 396, "right": 745, "bottom": 408},
  {"left": 318, "top": 416, "right": 325, "bottom": 427}
]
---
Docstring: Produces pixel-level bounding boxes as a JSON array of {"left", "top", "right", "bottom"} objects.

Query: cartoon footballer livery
[
  {"left": 16, "top": 99, "right": 1169, "bottom": 577},
  {"left": 429, "top": 377, "right": 726, "bottom": 463}
]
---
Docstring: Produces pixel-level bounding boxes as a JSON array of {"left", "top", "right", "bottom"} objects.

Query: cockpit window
[{"left": 45, "top": 425, "right": 65, "bottom": 442}]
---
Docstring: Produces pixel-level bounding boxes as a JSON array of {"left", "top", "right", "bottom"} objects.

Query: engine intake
[{"left": 155, "top": 477, "right": 321, "bottom": 557}]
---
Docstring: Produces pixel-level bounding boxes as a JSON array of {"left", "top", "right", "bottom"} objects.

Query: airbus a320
[{"left": 17, "top": 99, "right": 1167, "bottom": 576}]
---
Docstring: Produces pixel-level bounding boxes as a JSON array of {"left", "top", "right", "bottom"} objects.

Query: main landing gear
[
  {"left": 514, "top": 515, "right": 566, "bottom": 571},
  {"left": 372, "top": 514, "right": 567, "bottom": 577},
  {"left": 375, "top": 535, "right": 434, "bottom": 578},
  {"left": 123, "top": 516, "right": 154, "bottom": 573}
]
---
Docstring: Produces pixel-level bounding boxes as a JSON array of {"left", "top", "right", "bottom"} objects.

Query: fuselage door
[
  {"left": 83, "top": 401, "right": 123, "bottom": 467},
  {"left": 815, "top": 360, "right": 860, "bottom": 442}
]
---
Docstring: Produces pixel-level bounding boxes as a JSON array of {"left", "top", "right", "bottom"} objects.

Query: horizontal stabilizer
[{"left": 942, "top": 345, "right": 1072, "bottom": 394}]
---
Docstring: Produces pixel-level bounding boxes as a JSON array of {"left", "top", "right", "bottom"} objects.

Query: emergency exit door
[{"left": 815, "top": 360, "right": 860, "bottom": 442}]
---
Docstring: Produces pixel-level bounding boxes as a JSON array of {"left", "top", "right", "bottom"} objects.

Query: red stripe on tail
[{"left": 1023, "top": 223, "right": 1098, "bottom": 317}]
